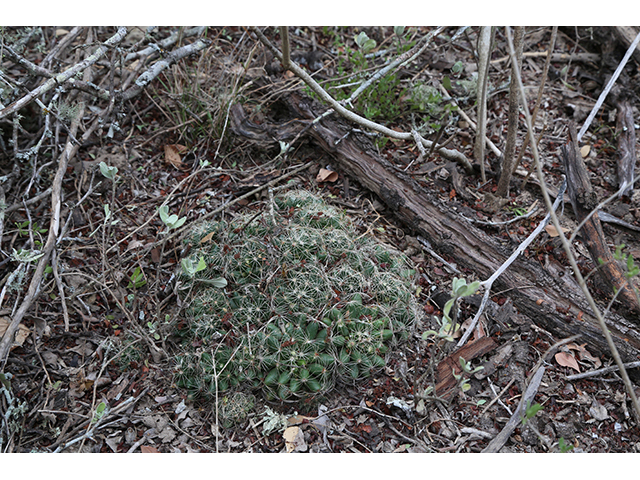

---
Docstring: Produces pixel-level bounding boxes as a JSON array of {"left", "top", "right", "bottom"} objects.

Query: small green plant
[
  {"left": 172, "top": 190, "right": 421, "bottom": 402},
  {"left": 218, "top": 391, "right": 255, "bottom": 428},
  {"left": 181, "top": 256, "right": 207, "bottom": 277},
  {"left": 354, "top": 31, "right": 376, "bottom": 54},
  {"left": 423, "top": 277, "right": 480, "bottom": 342},
  {"left": 147, "top": 321, "right": 160, "bottom": 340},
  {"left": 159, "top": 205, "right": 186, "bottom": 230},
  {"left": 91, "top": 401, "right": 108, "bottom": 424},
  {"left": 452, "top": 356, "right": 484, "bottom": 393},
  {"left": 127, "top": 266, "right": 147, "bottom": 289},
  {"left": 99, "top": 161, "right": 118, "bottom": 180},
  {"left": 612, "top": 244, "right": 640, "bottom": 279},
  {"left": 558, "top": 436, "right": 574, "bottom": 453},
  {"left": 0, "top": 372, "right": 28, "bottom": 451},
  {"left": 521, "top": 400, "right": 543, "bottom": 426}
]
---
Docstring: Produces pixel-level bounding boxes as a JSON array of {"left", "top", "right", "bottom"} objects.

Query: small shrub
[{"left": 173, "top": 190, "right": 422, "bottom": 402}]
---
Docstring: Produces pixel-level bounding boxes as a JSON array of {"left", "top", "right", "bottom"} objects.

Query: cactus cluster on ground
[{"left": 173, "top": 189, "right": 422, "bottom": 402}]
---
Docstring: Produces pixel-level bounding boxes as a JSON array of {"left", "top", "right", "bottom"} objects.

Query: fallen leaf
[
  {"left": 125, "top": 239, "right": 145, "bottom": 252},
  {"left": 0, "top": 317, "right": 30, "bottom": 350},
  {"left": 283, "top": 426, "right": 307, "bottom": 452},
  {"left": 316, "top": 168, "right": 338, "bottom": 183},
  {"left": 545, "top": 224, "right": 570, "bottom": 237},
  {"left": 555, "top": 351, "right": 580, "bottom": 372},
  {"left": 569, "top": 342, "right": 602, "bottom": 368},
  {"left": 200, "top": 231, "right": 215, "bottom": 244},
  {"left": 164, "top": 144, "right": 188, "bottom": 169},
  {"left": 141, "top": 446, "right": 160, "bottom": 453},
  {"left": 589, "top": 401, "right": 608, "bottom": 421},
  {"left": 580, "top": 145, "right": 591, "bottom": 158},
  {"left": 286, "top": 414, "right": 308, "bottom": 426}
]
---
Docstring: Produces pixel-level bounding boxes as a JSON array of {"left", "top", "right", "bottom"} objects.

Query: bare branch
[
  {"left": 251, "top": 27, "right": 473, "bottom": 172},
  {"left": 0, "top": 27, "right": 128, "bottom": 120},
  {"left": 577, "top": 29, "right": 640, "bottom": 141}
]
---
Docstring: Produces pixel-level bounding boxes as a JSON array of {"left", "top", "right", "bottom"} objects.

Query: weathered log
[
  {"left": 613, "top": 91, "right": 637, "bottom": 197},
  {"left": 435, "top": 336, "right": 497, "bottom": 399},
  {"left": 562, "top": 123, "right": 639, "bottom": 313},
  {"left": 231, "top": 95, "right": 640, "bottom": 363}
]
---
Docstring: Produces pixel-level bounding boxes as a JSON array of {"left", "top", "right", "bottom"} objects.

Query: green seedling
[
  {"left": 423, "top": 277, "right": 480, "bottom": 342},
  {"left": 99, "top": 161, "right": 118, "bottom": 180},
  {"left": 521, "top": 401, "right": 543, "bottom": 426},
  {"left": 92, "top": 401, "right": 108, "bottom": 424},
  {"left": 181, "top": 256, "right": 207, "bottom": 277},
  {"left": 354, "top": 31, "right": 376, "bottom": 54},
  {"left": 612, "top": 244, "right": 640, "bottom": 279},
  {"left": 452, "top": 356, "right": 483, "bottom": 392},
  {"left": 147, "top": 321, "right": 160, "bottom": 340},
  {"left": 15, "top": 220, "right": 47, "bottom": 237},
  {"left": 159, "top": 205, "right": 186, "bottom": 230},
  {"left": 127, "top": 266, "right": 147, "bottom": 289},
  {"left": 558, "top": 437, "right": 574, "bottom": 453}
]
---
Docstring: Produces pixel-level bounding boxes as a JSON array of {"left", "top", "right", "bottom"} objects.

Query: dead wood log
[
  {"left": 435, "top": 336, "right": 497, "bottom": 399},
  {"left": 562, "top": 123, "right": 639, "bottom": 313},
  {"left": 612, "top": 89, "right": 637, "bottom": 197},
  {"left": 230, "top": 95, "right": 640, "bottom": 364}
]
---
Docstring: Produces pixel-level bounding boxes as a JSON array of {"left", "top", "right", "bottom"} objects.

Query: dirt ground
[{"left": 1, "top": 26, "right": 640, "bottom": 453}]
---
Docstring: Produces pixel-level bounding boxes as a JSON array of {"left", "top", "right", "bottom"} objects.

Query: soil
[{"left": 1, "top": 26, "right": 640, "bottom": 453}]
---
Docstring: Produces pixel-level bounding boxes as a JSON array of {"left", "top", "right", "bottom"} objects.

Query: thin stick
[
  {"left": 577, "top": 30, "right": 640, "bottom": 141},
  {"left": 566, "top": 361, "right": 640, "bottom": 381},
  {"left": 474, "top": 26, "right": 493, "bottom": 183}
]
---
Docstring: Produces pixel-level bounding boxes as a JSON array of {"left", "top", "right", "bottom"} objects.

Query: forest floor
[{"left": 1, "top": 26, "right": 640, "bottom": 453}]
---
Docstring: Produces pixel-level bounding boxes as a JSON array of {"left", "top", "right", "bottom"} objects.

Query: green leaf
[
  {"left": 99, "top": 161, "right": 118, "bottom": 180},
  {"left": 354, "top": 32, "right": 376, "bottom": 53},
  {"left": 394, "top": 26, "right": 405, "bottom": 37},
  {"left": 0, "top": 372, "right": 11, "bottom": 390},
  {"left": 92, "top": 401, "right": 108, "bottom": 423},
  {"left": 558, "top": 437, "right": 574, "bottom": 453},
  {"left": 159, "top": 205, "right": 186, "bottom": 230},
  {"left": 627, "top": 254, "right": 635, "bottom": 272},
  {"left": 522, "top": 402, "right": 543, "bottom": 426},
  {"left": 181, "top": 256, "right": 207, "bottom": 277},
  {"left": 442, "top": 76, "right": 452, "bottom": 91}
]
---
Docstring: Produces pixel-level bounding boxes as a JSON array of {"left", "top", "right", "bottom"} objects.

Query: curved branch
[{"left": 251, "top": 27, "right": 473, "bottom": 173}]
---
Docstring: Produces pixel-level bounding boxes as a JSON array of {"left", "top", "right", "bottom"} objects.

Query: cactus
[{"left": 173, "top": 190, "right": 422, "bottom": 402}]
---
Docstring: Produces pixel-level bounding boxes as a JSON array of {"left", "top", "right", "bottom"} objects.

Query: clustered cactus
[{"left": 173, "top": 190, "right": 422, "bottom": 402}]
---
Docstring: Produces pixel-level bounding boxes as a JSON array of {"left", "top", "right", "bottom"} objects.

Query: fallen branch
[
  {"left": 482, "top": 366, "right": 545, "bottom": 452},
  {"left": 566, "top": 361, "right": 640, "bottom": 381},
  {"left": 0, "top": 27, "right": 127, "bottom": 120},
  {"left": 612, "top": 89, "right": 637, "bottom": 197},
  {"left": 251, "top": 27, "right": 474, "bottom": 173},
  {"left": 562, "top": 123, "right": 639, "bottom": 313},
  {"left": 456, "top": 177, "right": 566, "bottom": 348}
]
